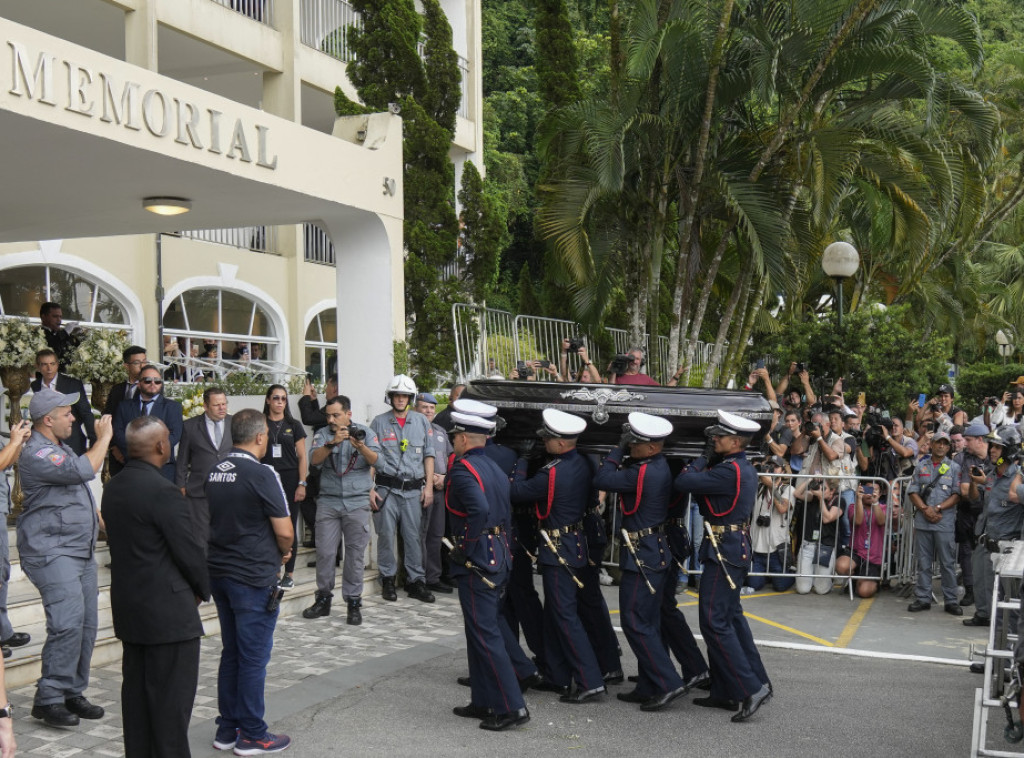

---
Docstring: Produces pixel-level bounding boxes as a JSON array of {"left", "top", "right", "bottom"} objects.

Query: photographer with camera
[
  {"left": 560, "top": 338, "right": 603, "bottom": 383},
  {"left": 774, "top": 362, "right": 817, "bottom": 412},
  {"left": 955, "top": 423, "right": 991, "bottom": 610},
  {"left": 963, "top": 427, "right": 1023, "bottom": 628},
  {"left": 800, "top": 411, "right": 845, "bottom": 482},
  {"left": 609, "top": 347, "right": 659, "bottom": 386},
  {"left": 511, "top": 358, "right": 562, "bottom": 382},
  {"left": 984, "top": 389, "right": 1024, "bottom": 430},
  {"left": 906, "top": 431, "right": 961, "bottom": 614},
  {"left": 856, "top": 415, "right": 917, "bottom": 481},
  {"left": 746, "top": 457, "right": 795, "bottom": 593},
  {"left": 304, "top": 395, "right": 381, "bottom": 624},
  {"left": 792, "top": 478, "right": 843, "bottom": 595},
  {"left": 915, "top": 384, "right": 967, "bottom": 431},
  {"left": 835, "top": 484, "right": 893, "bottom": 598}
]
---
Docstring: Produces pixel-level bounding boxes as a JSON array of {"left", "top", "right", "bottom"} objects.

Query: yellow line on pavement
[
  {"left": 835, "top": 596, "right": 874, "bottom": 648},
  {"left": 742, "top": 612, "right": 835, "bottom": 647}
]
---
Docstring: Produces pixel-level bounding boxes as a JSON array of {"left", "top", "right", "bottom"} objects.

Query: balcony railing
[
  {"left": 304, "top": 223, "right": 336, "bottom": 265},
  {"left": 178, "top": 226, "right": 280, "bottom": 255},
  {"left": 300, "top": 0, "right": 360, "bottom": 61},
  {"left": 209, "top": 0, "right": 276, "bottom": 27}
]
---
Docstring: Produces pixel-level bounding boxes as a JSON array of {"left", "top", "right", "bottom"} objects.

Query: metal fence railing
[
  {"left": 303, "top": 223, "right": 336, "bottom": 265},
  {"left": 210, "top": 0, "right": 275, "bottom": 27},
  {"left": 300, "top": 0, "right": 360, "bottom": 61},
  {"left": 452, "top": 303, "right": 517, "bottom": 381},
  {"left": 178, "top": 226, "right": 280, "bottom": 255}
]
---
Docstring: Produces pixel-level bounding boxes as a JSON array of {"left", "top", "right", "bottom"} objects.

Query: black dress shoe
[
  {"left": 32, "top": 703, "right": 80, "bottom": 726},
  {"left": 530, "top": 677, "right": 569, "bottom": 695},
  {"left": 683, "top": 671, "right": 710, "bottom": 692},
  {"left": 964, "top": 615, "right": 990, "bottom": 627},
  {"left": 426, "top": 581, "right": 454, "bottom": 594},
  {"left": 65, "top": 695, "right": 104, "bottom": 719},
  {"left": 480, "top": 707, "right": 530, "bottom": 731},
  {"left": 944, "top": 603, "right": 964, "bottom": 617},
  {"left": 970, "top": 662, "right": 985, "bottom": 674},
  {"left": 693, "top": 695, "right": 739, "bottom": 711},
  {"left": 732, "top": 684, "right": 772, "bottom": 722},
  {"left": 907, "top": 600, "right": 931, "bottom": 612},
  {"left": 306, "top": 559, "right": 317, "bottom": 568},
  {"left": 518, "top": 673, "right": 543, "bottom": 692},
  {"left": 616, "top": 689, "right": 646, "bottom": 703},
  {"left": 627, "top": 674, "right": 639, "bottom": 683},
  {"left": 603, "top": 669, "right": 624, "bottom": 685},
  {"left": 560, "top": 686, "right": 606, "bottom": 704},
  {"left": 640, "top": 685, "right": 688, "bottom": 712},
  {"left": 382, "top": 576, "right": 398, "bottom": 601},
  {"left": 406, "top": 580, "right": 436, "bottom": 603},
  {"left": 960, "top": 589, "right": 975, "bottom": 607},
  {"left": 0, "top": 632, "right": 30, "bottom": 648},
  {"left": 453, "top": 704, "right": 491, "bottom": 719},
  {"left": 457, "top": 675, "right": 472, "bottom": 687},
  {"left": 1, "top": 647, "right": 10, "bottom": 660}
]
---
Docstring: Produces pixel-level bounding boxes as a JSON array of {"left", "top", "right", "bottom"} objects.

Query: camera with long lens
[
  {"left": 347, "top": 425, "right": 366, "bottom": 442},
  {"left": 863, "top": 413, "right": 892, "bottom": 449},
  {"left": 801, "top": 421, "right": 819, "bottom": 436},
  {"left": 756, "top": 513, "right": 771, "bottom": 528},
  {"left": 567, "top": 336, "right": 585, "bottom": 354},
  {"left": 609, "top": 354, "right": 633, "bottom": 375}
]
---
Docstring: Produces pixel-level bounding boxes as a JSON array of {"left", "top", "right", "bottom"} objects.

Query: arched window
[
  {"left": 0, "top": 265, "right": 130, "bottom": 331},
  {"left": 304, "top": 308, "right": 337, "bottom": 382},
  {"left": 163, "top": 288, "right": 279, "bottom": 363}
]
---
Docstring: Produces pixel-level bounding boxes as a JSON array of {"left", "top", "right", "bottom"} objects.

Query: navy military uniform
[
  {"left": 510, "top": 409, "right": 604, "bottom": 699},
  {"left": 576, "top": 455, "right": 622, "bottom": 679},
  {"left": 675, "top": 410, "right": 770, "bottom": 719},
  {"left": 661, "top": 492, "right": 710, "bottom": 685},
  {"left": 446, "top": 411, "right": 528, "bottom": 730},
  {"left": 594, "top": 413, "right": 685, "bottom": 706}
]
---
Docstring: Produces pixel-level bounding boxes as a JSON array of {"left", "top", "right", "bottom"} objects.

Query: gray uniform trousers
[
  {"left": 973, "top": 543, "right": 997, "bottom": 619},
  {"left": 915, "top": 530, "right": 958, "bottom": 604},
  {"left": 22, "top": 555, "right": 98, "bottom": 705},
  {"left": 420, "top": 497, "right": 446, "bottom": 585},
  {"left": 0, "top": 527, "right": 13, "bottom": 641},
  {"left": 315, "top": 501, "right": 371, "bottom": 601},
  {"left": 373, "top": 488, "right": 425, "bottom": 583}
]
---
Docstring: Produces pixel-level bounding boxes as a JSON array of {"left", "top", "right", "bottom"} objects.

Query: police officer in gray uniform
[
  {"left": 19, "top": 388, "right": 114, "bottom": 727},
  {"left": 303, "top": 394, "right": 381, "bottom": 624},
  {"left": 906, "top": 430, "right": 962, "bottom": 615},
  {"left": 417, "top": 392, "right": 454, "bottom": 595},
  {"left": 370, "top": 375, "right": 436, "bottom": 603}
]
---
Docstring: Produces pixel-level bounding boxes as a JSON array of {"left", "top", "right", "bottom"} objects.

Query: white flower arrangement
[
  {"left": 66, "top": 329, "right": 132, "bottom": 384},
  {"left": 0, "top": 319, "right": 48, "bottom": 368},
  {"left": 170, "top": 383, "right": 207, "bottom": 419}
]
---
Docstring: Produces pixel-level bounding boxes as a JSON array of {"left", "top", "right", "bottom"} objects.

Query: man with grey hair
[
  {"left": 18, "top": 388, "right": 113, "bottom": 727},
  {"left": 102, "top": 416, "right": 209, "bottom": 757},
  {"left": 206, "top": 408, "right": 294, "bottom": 754}
]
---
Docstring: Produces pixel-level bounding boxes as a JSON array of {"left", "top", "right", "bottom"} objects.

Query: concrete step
[{"left": 2, "top": 546, "right": 382, "bottom": 690}]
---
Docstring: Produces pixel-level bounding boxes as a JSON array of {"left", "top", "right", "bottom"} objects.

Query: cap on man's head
[
  {"left": 448, "top": 412, "right": 496, "bottom": 436},
  {"left": 704, "top": 409, "right": 760, "bottom": 438},
  {"left": 537, "top": 408, "right": 586, "bottom": 439},
  {"left": 625, "top": 412, "right": 673, "bottom": 443},
  {"left": 964, "top": 423, "right": 990, "bottom": 438},
  {"left": 453, "top": 398, "right": 497, "bottom": 419},
  {"left": 29, "top": 388, "right": 80, "bottom": 421},
  {"left": 1014, "top": 376, "right": 1024, "bottom": 386},
  {"left": 938, "top": 383, "right": 955, "bottom": 396},
  {"left": 931, "top": 430, "right": 951, "bottom": 444},
  {"left": 417, "top": 392, "right": 438, "bottom": 405}
]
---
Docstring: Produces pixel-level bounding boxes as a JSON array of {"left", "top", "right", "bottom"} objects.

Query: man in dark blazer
[
  {"left": 101, "top": 415, "right": 210, "bottom": 758},
  {"left": 175, "top": 387, "right": 232, "bottom": 548},
  {"left": 113, "top": 364, "right": 183, "bottom": 481},
  {"left": 104, "top": 345, "right": 148, "bottom": 477},
  {"left": 31, "top": 349, "right": 95, "bottom": 455}
]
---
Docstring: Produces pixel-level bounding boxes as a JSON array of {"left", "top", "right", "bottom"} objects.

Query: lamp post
[
  {"left": 996, "top": 329, "right": 1014, "bottom": 364},
  {"left": 822, "top": 242, "right": 860, "bottom": 384}
]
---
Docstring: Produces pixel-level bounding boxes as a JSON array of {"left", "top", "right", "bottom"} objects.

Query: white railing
[
  {"left": 303, "top": 223, "right": 336, "bottom": 265},
  {"left": 178, "top": 226, "right": 280, "bottom": 255},
  {"left": 209, "top": 0, "right": 275, "bottom": 27},
  {"left": 300, "top": 0, "right": 361, "bottom": 61}
]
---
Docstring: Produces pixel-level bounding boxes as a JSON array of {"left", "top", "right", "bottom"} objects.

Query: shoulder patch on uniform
[
  {"left": 35, "top": 446, "right": 55, "bottom": 459},
  {"left": 216, "top": 460, "right": 235, "bottom": 472},
  {"left": 542, "top": 459, "right": 561, "bottom": 471},
  {"left": 47, "top": 452, "right": 65, "bottom": 466}
]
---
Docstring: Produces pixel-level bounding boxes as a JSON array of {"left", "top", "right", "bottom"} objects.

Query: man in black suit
[
  {"left": 102, "top": 416, "right": 210, "bottom": 758},
  {"left": 31, "top": 349, "right": 95, "bottom": 456},
  {"left": 39, "top": 302, "right": 82, "bottom": 372},
  {"left": 104, "top": 346, "right": 148, "bottom": 477},
  {"left": 176, "top": 387, "right": 232, "bottom": 548},
  {"left": 113, "top": 365, "right": 183, "bottom": 481}
]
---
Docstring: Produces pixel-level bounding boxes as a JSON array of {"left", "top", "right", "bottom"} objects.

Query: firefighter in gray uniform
[
  {"left": 370, "top": 374, "right": 437, "bottom": 603},
  {"left": 18, "top": 388, "right": 114, "bottom": 727}
]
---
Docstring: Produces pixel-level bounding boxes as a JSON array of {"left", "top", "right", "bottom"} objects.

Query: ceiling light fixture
[{"left": 143, "top": 197, "right": 192, "bottom": 216}]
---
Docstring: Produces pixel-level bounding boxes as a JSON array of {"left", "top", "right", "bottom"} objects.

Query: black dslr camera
[
  {"left": 801, "top": 420, "right": 819, "bottom": 436},
  {"left": 756, "top": 513, "right": 771, "bottom": 528},
  {"left": 566, "top": 336, "right": 585, "bottom": 354},
  {"left": 347, "top": 426, "right": 366, "bottom": 442},
  {"left": 863, "top": 413, "right": 892, "bottom": 449},
  {"left": 609, "top": 354, "right": 633, "bottom": 375}
]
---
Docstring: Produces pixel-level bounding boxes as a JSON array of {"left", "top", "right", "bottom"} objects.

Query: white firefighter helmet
[{"left": 384, "top": 374, "right": 418, "bottom": 404}]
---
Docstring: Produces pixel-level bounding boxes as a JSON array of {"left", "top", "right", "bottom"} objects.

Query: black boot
[
  {"left": 382, "top": 576, "right": 398, "bottom": 601},
  {"left": 302, "top": 592, "right": 332, "bottom": 619},
  {"left": 406, "top": 580, "right": 436, "bottom": 603},
  {"left": 347, "top": 597, "right": 362, "bottom": 626}
]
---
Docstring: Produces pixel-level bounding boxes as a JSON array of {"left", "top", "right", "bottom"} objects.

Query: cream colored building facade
[{"left": 0, "top": 0, "right": 483, "bottom": 419}]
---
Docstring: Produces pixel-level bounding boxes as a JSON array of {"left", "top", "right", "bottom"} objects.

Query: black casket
[{"left": 459, "top": 379, "right": 773, "bottom": 458}]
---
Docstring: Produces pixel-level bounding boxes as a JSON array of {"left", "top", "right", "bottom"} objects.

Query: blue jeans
[
  {"left": 210, "top": 576, "right": 278, "bottom": 740},
  {"left": 748, "top": 549, "right": 796, "bottom": 592}
]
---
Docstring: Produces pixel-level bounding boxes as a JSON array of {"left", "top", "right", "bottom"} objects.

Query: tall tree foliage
[{"left": 343, "top": 0, "right": 462, "bottom": 389}]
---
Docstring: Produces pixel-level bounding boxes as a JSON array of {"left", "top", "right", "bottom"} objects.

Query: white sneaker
[{"left": 740, "top": 586, "right": 755, "bottom": 595}]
